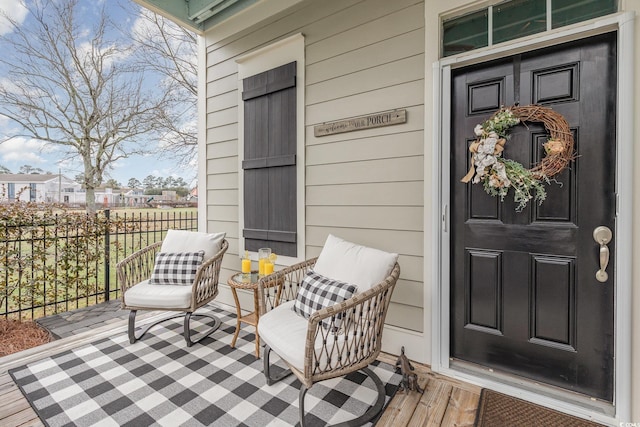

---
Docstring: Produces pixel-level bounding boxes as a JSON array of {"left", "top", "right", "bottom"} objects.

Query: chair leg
[
  {"left": 128, "top": 310, "right": 138, "bottom": 344},
  {"left": 128, "top": 310, "right": 184, "bottom": 344},
  {"left": 263, "top": 345, "right": 292, "bottom": 386},
  {"left": 298, "top": 366, "right": 386, "bottom": 427},
  {"left": 128, "top": 310, "right": 220, "bottom": 347},
  {"left": 184, "top": 312, "right": 221, "bottom": 347}
]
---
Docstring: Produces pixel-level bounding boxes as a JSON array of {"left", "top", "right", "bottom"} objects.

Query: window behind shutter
[{"left": 242, "top": 61, "right": 297, "bottom": 256}]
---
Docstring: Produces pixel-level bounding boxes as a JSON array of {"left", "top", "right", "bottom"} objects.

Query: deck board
[{"left": 440, "top": 387, "right": 480, "bottom": 427}]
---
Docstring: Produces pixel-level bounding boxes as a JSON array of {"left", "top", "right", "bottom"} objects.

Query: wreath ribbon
[{"left": 460, "top": 139, "right": 506, "bottom": 183}]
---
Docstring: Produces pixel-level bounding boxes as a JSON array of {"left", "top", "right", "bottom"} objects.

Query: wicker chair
[
  {"left": 257, "top": 235, "right": 400, "bottom": 426},
  {"left": 117, "top": 230, "right": 228, "bottom": 347}
]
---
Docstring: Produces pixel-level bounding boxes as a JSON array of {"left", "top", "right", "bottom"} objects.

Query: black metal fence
[{"left": 1, "top": 209, "right": 197, "bottom": 321}]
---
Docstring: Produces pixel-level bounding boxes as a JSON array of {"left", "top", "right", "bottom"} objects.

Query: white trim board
[
  {"left": 430, "top": 11, "right": 635, "bottom": 425},
  {"left": 198, "top": 36, "right": 208, "bottom": 232},
  {"left": 235, "top": 33, "right": 306, "bottom": 266}
]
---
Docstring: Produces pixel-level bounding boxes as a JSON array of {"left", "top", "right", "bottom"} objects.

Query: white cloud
[
  {"left": 0, "top": 137, "right": 49, "bottom": 164},
  {"left": 0, "top": 0, "right": 28, "bottom": 36}
]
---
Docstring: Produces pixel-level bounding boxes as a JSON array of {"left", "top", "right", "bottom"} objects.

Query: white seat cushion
[
  {"left": 124, "top": 280, "right": 193, "bottom": 309},
  {"left": 259, "top": 300, "right": 351, "bottom": 372},
  {"left": 313, "top": 234, "right": 398, "bottom": 292},
  {"left": 161, "top": 229, "right": 225, "bottom": 261}
]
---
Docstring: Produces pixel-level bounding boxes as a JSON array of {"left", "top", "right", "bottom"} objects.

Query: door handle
[{"left": 593, "top": 226, "right": 612, "bottom": 283}]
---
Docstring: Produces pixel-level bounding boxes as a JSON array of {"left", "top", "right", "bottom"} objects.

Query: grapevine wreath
[{"left": 460, "top": 104, "right": 575, "bottom": 212}]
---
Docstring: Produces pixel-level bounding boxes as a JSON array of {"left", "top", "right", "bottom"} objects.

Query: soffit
[{"left": 133, "top": 0, "right": 258, "bottom": 34}]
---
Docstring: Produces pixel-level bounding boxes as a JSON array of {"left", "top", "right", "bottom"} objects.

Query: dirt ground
[{"left": 0, "top": 319, "right": 51, "bottom": 357}]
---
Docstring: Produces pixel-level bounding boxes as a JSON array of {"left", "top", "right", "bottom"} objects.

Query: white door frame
[{"left": 430, "top": 12, "right": 635, "bottom": 425}]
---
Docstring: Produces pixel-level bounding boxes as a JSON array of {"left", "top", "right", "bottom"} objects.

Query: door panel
[{"left": 450, "top": 33, "right": 616, "bottom": 401}]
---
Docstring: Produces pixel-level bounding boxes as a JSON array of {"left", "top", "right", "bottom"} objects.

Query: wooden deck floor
[
  {"left": 0, "top": 354, "right": 480, "bottom": 427},
  {"left": 377, "top": 353, "right": 481, "bottom": 427}
]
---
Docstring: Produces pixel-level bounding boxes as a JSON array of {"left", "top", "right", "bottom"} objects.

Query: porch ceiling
[{"left": 133, "top": 0, "right": 258, "bottom": 33}]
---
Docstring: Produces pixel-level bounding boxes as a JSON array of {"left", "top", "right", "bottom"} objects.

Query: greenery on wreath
[{"left": 462, "top": 108, "right": 550, "bottom": 212}]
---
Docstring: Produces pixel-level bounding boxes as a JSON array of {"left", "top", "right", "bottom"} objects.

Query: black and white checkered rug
[{"left": 10, "top": 305, "right": 401, "bottom": 427}]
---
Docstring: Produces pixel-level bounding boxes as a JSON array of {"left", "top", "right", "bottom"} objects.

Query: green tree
[
  {"left": 104, "top": 178, "right": 121, "bottom": 189},
  {"left": 127, "top": 178, "right": 142, "bottom": 188},
  {"left": 0, "top": 165, "right": 10, "bottom": 173},
  {"left": 19, "top": 165, "right": 42, "bottom": 174},
  {"left": 142, "top": 175, "right": 158, "bottom": 189},
  {"left": 174, "top": 177, "right": 188, "bottom": 187}
]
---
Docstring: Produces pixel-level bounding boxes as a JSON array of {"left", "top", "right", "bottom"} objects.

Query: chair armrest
[
  {"left": 189, "top": 239, "right": 228, "bottom": 309},
  {"left": 257, "top": 257, "right": 318, "bottom": 315},
  {"left": 303, "top": 262, "right": 401, "bottom": 382},
  {"left": 116, "top": 241, "right": 163, "bottom": 297}
]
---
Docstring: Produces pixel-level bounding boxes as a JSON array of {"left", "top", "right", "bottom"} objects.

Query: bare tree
[
  {"left": 0, "top": 0, "right": 170, "bottom": 212},
  {"left": 127, "top": 5, "right": 198, "bottom": 166}
]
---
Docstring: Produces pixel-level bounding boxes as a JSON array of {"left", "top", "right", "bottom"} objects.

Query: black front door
[{"left": 450, "top": 33, "right": 617, "bottom": 401}]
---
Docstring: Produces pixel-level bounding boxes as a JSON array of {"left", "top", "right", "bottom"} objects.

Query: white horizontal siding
[
  {"left": 307, "top": 181, "right": 423, "bottom": 207},
  {"left": 206, "top": 74, "right": 237, "bottom": 94},
  {"left": 307, "top": 206, "right": 423, "bottom": 232},
  {"left": 206, "top": 124, "right": 237, "bottom": 143},
  {"left": 307, "top": 54, "right": 424, "bottom": 105},
  {"left": 206, "top": 90, "right": 237, "bottom": 113},
  {"left": 206, "top": 156, "right": 237, "bottom": 174},
  {"left": 306, "top": 227, "right": 423, "bottom": 258},
  {"left": 306, "top": 131, "right": 423, "bottom": 165},
  {"left": 204, "top": 0, "right": 425, "bottom": 332},
  {"left": 206, "top": 1, "right": 362, "bottom": 64},
  {"left": 387, "top": 303, "right": 422, "bottom": 333},
  {"left": 306, "top": 2, "right": 424, "bottom": 64},
  {"left": 307, "top": 28, "right": 425, "bottom": 85},
  {"left": 206, "top": 172, "right": 237, "bottom": 190},
  {"left": 207, "top": 189, "right": 237, "bottom": 206},
  {"left": 307, "top": 156, "right": 424, "bottom": 185},
  {"left": 306, "top": 80, "right": 424, "bottom": 125},
  {"left": 207, "top": 205, "right": 237, "bottom": 222},
  {"left": 207, "top": 220, "right": 238, "bottom": 239},
  {"left": 207, "top": 107, "right": 237, "bottom": 128},
  {"left": 206, "top": 140, "right": 238, "bottom": 159}
]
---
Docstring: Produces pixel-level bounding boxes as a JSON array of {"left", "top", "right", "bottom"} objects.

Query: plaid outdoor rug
[{"left": 10, "top": 304, "right": 401, "bottom": 427}]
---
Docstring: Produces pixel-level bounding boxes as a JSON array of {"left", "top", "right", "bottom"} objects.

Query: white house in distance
[
  {"left": 135, "top": 0, "right": 639, "bottom": 424},
  {"left": 0, "top": 173, "right": 83, "bottom": 204}
]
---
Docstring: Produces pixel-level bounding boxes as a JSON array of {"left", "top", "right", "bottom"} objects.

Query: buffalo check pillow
[
  {"left": 292, "top": 270, "right": 357, "bottom": 330},
  {"left": 149, "top": 251, "right": 205, "bottom": 286}
]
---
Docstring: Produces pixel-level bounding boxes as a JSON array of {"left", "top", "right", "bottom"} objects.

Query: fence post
[{"left": 104, "top": 209, "right": 110, "bottom": 301}]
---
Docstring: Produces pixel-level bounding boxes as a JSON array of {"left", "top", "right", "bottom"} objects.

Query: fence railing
[{"left": 1, "top": 209, "right": 197, "bottom": 321}]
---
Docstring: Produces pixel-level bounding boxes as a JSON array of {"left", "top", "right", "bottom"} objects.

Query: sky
[{"left": 0, "top": 0, "right": 198, "bottom": 187}]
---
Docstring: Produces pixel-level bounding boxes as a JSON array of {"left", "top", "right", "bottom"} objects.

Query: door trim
[{"left": 430, "top": 11, "right": 635, "bottom": 424}]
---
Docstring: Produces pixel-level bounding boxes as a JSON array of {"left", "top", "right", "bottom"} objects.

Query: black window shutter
[{"left": 242, "top": 61, "right": 297, "bottom": 257}]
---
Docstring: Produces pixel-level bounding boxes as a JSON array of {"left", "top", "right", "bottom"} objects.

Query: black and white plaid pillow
[
  {"left": 292, "top": 270, "right": 357, "bottom": 329},
  {"left": 149, "top": 251, "right": 205, "bottom": 286}
]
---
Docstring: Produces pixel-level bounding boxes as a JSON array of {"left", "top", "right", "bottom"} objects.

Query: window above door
[{"left": 442, "top": 0, "right": 618, "bottom": 57}]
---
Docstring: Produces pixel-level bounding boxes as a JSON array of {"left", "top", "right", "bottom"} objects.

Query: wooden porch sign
[{"left": 314, "top": 109, "right": 406, "bottom": 137}]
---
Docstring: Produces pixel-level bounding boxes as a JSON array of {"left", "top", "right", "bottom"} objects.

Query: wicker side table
[{"left": 227, "top": 271, "right": 263, "bottom": 358}]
